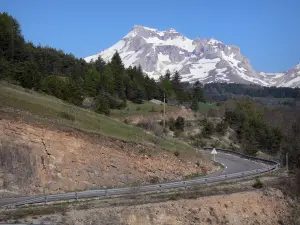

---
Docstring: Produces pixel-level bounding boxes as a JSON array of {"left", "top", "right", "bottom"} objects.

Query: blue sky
[{"left": 2, "top": 0, "right": 300, "bottom": 72}]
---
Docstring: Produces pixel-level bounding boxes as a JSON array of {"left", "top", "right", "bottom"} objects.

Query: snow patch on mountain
[{"left": 85, "top": 26, "right": 300, "bottom": 87}]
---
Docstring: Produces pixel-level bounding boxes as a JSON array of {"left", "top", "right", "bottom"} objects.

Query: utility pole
[
  {"left": 163, "top": 92, "right": 166, "bottom": 130},
  {"left": 286, "top": 152, "right": 289, "bottom": 173},
  {"left": 11, "top": 22, "right": 14, "bottom": 60}
]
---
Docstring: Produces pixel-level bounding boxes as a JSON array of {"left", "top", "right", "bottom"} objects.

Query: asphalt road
[
  {"left": 0, "top": 150, "right": 276, "bottom": 207},
  {"left": 208, "top": 151, "right": 267, "bottom": 176}
]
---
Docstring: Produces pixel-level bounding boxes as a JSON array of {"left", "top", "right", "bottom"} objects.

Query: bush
[
  {"left": 136, "top": 106, "right": 141, "bottom": 111},
  {"left": 252, "top": 178, "right": 263, "bottom": 189},
  {"left": 174, "top": 130, "right": 183, "bottom": 137},
  {"left": 224, "top": 100, "right": 282, "bottom": 156},
  {"left": 123, "top": 119, "right": 130, "bottom": 124},
  {"left": 118, "top": 100, "right": 127, "bottom": 109},
  {"left": 196, "top": 161, "right": 200, "bottom": 167},
  {"left": 95, "top": 93, "right": 110, "bottom": 116},
  {"left": 199, "top": 119, "right": 208, "bottom": 126},
  {"left": 132, "top": 98, "right": 144, "bottom": 104},
  {"left": 58, "top": 111, "right": 75, "bottom": 121},
  {"left": 215, "top": 121, "right": 228, "bottom": 135},
  {"left": 105, "top": 94, "right": 126, "bottom": 109},
  {"left": 186, "top": 121, "right": 192, "bottom": 127},
  {"left": 211, "top": 140, "right": 221, "bottom": 148},
  {"left": 149, "top": 106, "right": 157, "bottom": 112},
  {"left": 137, "top": 120, "right": 163, "bottom": 137},
  {"left": 174, "top": 151, "right": 180, "bottom": 157},
  {"left": 192, "top": 139, "right": 202, "bottom": 147},
  {"left": 202, "top": 121, "right": 214, "bottom": 138},
  {"left": 175, "top": 116, "right": 185, "bottom": 131},
  {"left": 229, "top": 143, "right": 239, "bottom": 151},
  {"left": 168, "top": 117, "right": 176, "bottom": 131}
]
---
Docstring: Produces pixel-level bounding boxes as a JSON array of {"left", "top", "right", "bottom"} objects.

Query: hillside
[{"left": 0, "top": 83, "right": 216, "bottom": 196}]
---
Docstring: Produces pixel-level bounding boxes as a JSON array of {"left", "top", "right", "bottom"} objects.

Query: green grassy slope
[
  {"left": 197, "top": 102, "right": 217, "bottom": 112},
  {"left": 0, "top": 83, "right": 195, "bottom": 154},
  {"left": 111, "top": 101, "right": 179, "bottom": 118}
]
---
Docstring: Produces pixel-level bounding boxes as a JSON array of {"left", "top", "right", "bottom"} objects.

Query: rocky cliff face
[
  {"left": 0, "top": 118, "right": 215, "bottom": 196},
  {"left": 85, "top": 26, "right": 299, "bottom": 87}
]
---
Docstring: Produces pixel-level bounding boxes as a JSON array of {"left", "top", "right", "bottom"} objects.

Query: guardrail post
[
  {"left": 159, "top": 185, "right": 162, "bottom": 192},
  {"left": 105, "top": 189, "right": 108, "bottom": 196},
  {"left": 75, "top": 192, "right": 78, "bottom": 200},
  {"left": 44, "top": 196, "right": 48, "bottom": 204},
  {"left": 205, "top": 178, "right": 207, "bottom": 183}
]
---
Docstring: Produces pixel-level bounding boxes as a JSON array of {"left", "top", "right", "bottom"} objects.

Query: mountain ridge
[{"left": 85, "top": 26, "right": 300, "bottom": 88}]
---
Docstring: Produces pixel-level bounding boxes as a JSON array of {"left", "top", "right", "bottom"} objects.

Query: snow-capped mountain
[
  {"left": 85, "top": 25, "right": 299, "bottom": 87},
  {"left": 258, "top": 72, "right": 285, "bottom": 87},
  {"left": 275, "top": 63, "right": 300, "bottom": 88}
]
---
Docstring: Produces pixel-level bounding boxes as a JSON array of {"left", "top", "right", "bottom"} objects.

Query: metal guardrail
[{"left": 4, "top": 147, "right": 279, "bottom": 207}]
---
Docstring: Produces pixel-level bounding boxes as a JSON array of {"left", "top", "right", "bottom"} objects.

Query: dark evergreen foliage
[
  {"left": 205, "top": 82, "right": 299, "bottom": 102},
  {"left": 190, "top": 81, "right": 205, "bottom": 111},
  {"left": 175, "top": 116, "right": 185, "bottom": 131},
  {"left": 0, "top": 13, "right": 190, "bottom": 115},
  {"left": 224, "top": 100, "right": 282, "bottom": 155},
  {"left": 202, "top": 121, "right": 214, "bottom": 138}
]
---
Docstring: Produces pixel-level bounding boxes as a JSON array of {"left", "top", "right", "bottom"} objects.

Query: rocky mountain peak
[{"left": 85, "top": 26, "right": 299, "bottom": 87}]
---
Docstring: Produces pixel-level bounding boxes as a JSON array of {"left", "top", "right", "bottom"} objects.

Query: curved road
[
  {"left": 210, "top": 151, "right": 266, "bottom": 176},
  {"left": 0, "top": 150, "right": 276, "bottom": 208}
]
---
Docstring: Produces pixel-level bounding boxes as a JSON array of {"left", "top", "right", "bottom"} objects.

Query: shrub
[
  {"left": 149, "top": 106, "right": 157, "bottom": 112},
  {"left": 118, "top": 100, "right": 127, "bottom": 109},
  {"left": 221, "top": 144, "right": 228, "bottom": 149},
  {"left": 168, "top": 117, "right": 176, "bottom": 131},
  {"left": 202, "top": 121, "right": 214, "bottom": 138},
  {"left": 95, "top": 93, "right": 110, "bottom": 116},
  {"left": 123, "top": 119, "right": 130, "bottom": 124},
  {"left": 169, "top": 192, "right": 181, "bottom": 201},
  {"left": 186, "top": 121, "right": 192, "bottom": 127},
  {"left": 211, "top": 140, "right": 221, "bottom": 148},
  {"left": 199, "top": 119, "right": 208, "bottom": 126},
  {"left": 215, "top": 121, "right": 228, "bottom": 135},
  {"left": 229, "top": 143, "right": 239, "bottom": 151},
  {"left": 105, "top": 95, "right": 126, "bottom": 109},
  {"left": 175, "top": 116, "right": 185, "bottom": 131},
  {"left": 196, "top": 161, "right": 200, "bottom": 166},
  {"left": 132, "top": 98, "right": 144, "bottom": 104},
  {"left": 58, "top": 111, "right": 75, "bottom": 121},
  {"left": 201, "top": 140, "right": 207, "bottom": 147},
  {"left": 174, "top": 151, "right": 180, "bottom": 157},
  {"left": 137, "top": 120, "right": 163, "bottom": 137},
  {"left": 151, "top": 136, "right": 162, "bottom": 145},
  {"left": 174, "top": 130, "right": 183, "bottom": 137},
  {"left": 252, "top": 178, "right": 263, "bottom": 189},
  {"left": 191, "top": 139, "right": 202, "bottom": 147},
  {"left": 136, "top": 106, "right": 141, "bottom": 111}
]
